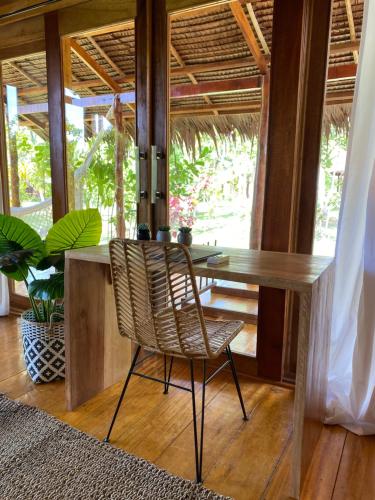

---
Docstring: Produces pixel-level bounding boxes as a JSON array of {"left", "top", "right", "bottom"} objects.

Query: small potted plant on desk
[
  {"left": 137, "top": 223, "right": 151, "bottom": 241},
  {"left": 177, "top": 226, "right": 193, "bottom": 246},
  {"left": 156, "top": 225, "right": 171, "bottom": 243},
  {"left": 0, "top": 209, "right": 102, "bottom": 383}
]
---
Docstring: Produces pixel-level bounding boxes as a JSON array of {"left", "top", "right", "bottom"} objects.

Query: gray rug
[{"left": 0, "top": 394, "right": 230, "bottom": 500}]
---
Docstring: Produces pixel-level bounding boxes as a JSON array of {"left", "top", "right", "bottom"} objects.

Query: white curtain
[
  {"left": 0, "top": 170, "right": 9, "bottom": 317},
  {"left": 0, "top": 274, "right": 9, "bottom": 316},
  {"left": 326, "top": 0, "right": 375, "bottom": 435}
]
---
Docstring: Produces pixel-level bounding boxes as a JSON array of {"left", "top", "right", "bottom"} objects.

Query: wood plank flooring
[{"left": 1, "top": 315, "right": 374, "bottom": 500}]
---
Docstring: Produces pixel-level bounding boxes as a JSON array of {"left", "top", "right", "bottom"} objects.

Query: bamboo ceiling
[{"left": 1, "top": 0, "right": 364, "bottom": 146}]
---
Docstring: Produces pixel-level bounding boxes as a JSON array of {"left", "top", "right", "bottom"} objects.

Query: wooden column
[
  {"left": 250, "top": 70, "right": 269, "bottom": 250},
  {"left": 0, "top": 64, "right": 10, "bottom": 214},
  {"left": 45, "top": 11, "right": 68, "bottom": 222},
  {"left": 114, "top": 95, "right": 126, "bottom": 238},
  {"left": 257, "top": 0, "right": 332, "bottom": 380},
  {"left": 135, "top": 0, "right": 169, "bottom": 235}
]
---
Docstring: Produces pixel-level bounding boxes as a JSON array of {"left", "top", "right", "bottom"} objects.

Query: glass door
[{"left": 1, "top": 51, "right": 53, "bottom": 304}]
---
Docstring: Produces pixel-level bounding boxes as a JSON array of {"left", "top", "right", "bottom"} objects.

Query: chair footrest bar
[
  {"left": 131, "top": 371, "right": 192, "bottom": 392},
  {"left": 205, "top": 359, "right": 231, "bottom": 385}
]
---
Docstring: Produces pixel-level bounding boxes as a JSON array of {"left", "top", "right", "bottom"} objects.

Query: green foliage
[
  {"left": 16, "top": 128, "right": 51, "bottom": 203},
  {"left": 138, "top": 223, "right": 150, "bottom": 231},
  {"left": 315, "top": 129, "right": 347, "bottom": 248},
  {"left": 169, "top": 145, "right": 211, "bottom": 199},
  {"left": 28, "top": 272, "right": 64, "bottom": 301},
  {"left": 158, "top": 225, "right": 170, "bottom": 231},
  {"left": 45, "top": 209, "right": 102, "bottom": 253},
  {"left": 179, "top": 226, "right": 192, "bottom": 233},
  {"left": 0, "top": 215, "right": 45, "bottom": 280},
  {"left": 0, "top": 210, "right": 102, "bottom": 323}
]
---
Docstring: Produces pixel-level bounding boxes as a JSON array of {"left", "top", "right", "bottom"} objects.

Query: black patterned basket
[{"left": 20, "top": 309, "right": 65, "bottom": 384}]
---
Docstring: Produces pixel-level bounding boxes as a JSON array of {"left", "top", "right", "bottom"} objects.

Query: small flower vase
[
  {"left": 137, "top": 228, "right": 151, "bottom": 241},
  {"left": 156, "top": 230, "right": 171, "bottom": 242},
  {"left": 177, "top": 231, "right": 192, "bottom": 247}
]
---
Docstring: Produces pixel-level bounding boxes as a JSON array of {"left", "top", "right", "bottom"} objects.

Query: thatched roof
[{"left": 1, "top": 0, "right": 363, "bottom": 147}]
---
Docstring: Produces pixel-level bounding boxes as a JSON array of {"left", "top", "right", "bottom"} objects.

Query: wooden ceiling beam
[
  {"left": 13, "top": 62, "right": 357, "bottom": 98},
  {"left": 229, "top": 0, "right": 268, "bottom": 74},
  {"left": 327, "top": 62, "right": 357, "bottom": 80},
  {"left": 330, "top": 39, "right": 360, "bottom": 55},
  {"left": 78, "top": 21, "right": 133, "bottom": 38},
  {"left": 6, "top": 60, "right": 42, "bottom": 86},
  {"left": 171, "top": 43, "right": 218, "bottom": 115},
  {"left": 20, "top": 113, "right": 48, "bottom": 135},
  {"left": 0, "top": 0, "right": 88, "bottom": 26},
  {"left": 85, "top": 35, "right": 135, "bottom": 113},
  {"left": 70, "top": 38, "right": 123, "bottom": 93},
  {"left": 245, "top": 2, "right": 269, "bottom": 55},
  {"left": 87, "top": 36, "right": 127, "bottom": 78},
  {"left": 344, "top": 0, "right": 359, "bottom": 64},
  {"left": 171, "top": 75, "right": 262, "bottom": 98}
]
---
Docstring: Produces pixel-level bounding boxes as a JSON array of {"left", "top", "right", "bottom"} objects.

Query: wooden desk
[{"left": 65, "top": 244, "right": 333, "bottom": 499}]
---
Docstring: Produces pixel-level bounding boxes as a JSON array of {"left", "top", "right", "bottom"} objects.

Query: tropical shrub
[{"left": 0, "top": 209, "right": 102, "bottom": 323}]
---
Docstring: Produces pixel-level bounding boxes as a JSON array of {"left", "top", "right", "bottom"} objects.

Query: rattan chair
[{"left": 104, "top": 239, "right": 248, "bottom": 483}]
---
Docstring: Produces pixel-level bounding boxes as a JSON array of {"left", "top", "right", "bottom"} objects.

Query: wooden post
[
  {"left": 114, "top": 95, "right": 126, "bottom": 238},
  {"left": 250, "top": 70, "right": 269, "bottom": 250},
  {"left": 257, "top": 0, "right": 333, "bottom": 380},
  {"left": 0, "top": 64, "right": 10, "bottom": 214},
  {"left": 45, "top": 11, "right": 68, "bottom": 221},
  {"left": 136, "top": 0, "right": 169, "bottom": 235}
]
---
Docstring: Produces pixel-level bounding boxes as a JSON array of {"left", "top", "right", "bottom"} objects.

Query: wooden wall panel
[
  {"left": 250, "top": 71, "right": 269, "bottom": 250},
  {"left": 135, "top": 0, "right": 152, "bottom": 226},
  {"left": 151, "top": 0, "right": 170, "bottom": 232},
  {"left": 0, "top": 65, "right": 10, "bottom": 215},
  {"left": 45, "top": 11, "right": 68, "bottom": 221},
  {"left": 136, "top": 0, "right": 169, "bottom": 234},
  {"left": 257, "top": 0, "right": 333, "bottom": 381}
]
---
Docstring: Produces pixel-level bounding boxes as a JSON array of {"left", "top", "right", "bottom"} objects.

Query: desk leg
[
  {"left": 65, "top": 258, "right": 131, "bottom": 411},
  {"left": 291, "top": 266, "right": 334, "bottom": 498}
]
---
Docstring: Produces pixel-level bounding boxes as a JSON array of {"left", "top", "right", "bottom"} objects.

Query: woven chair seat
[
  {"left": 152, "top": 312, "right": 243, "bottom": 359},
  {"left": 110, "top": 240, "right": 245, "bottom": 360}
]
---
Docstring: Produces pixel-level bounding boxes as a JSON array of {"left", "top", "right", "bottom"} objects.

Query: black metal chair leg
[
  {"left": 163, "top": 355, "right": 174, "bottom": 394},
  {"left": 190, "top": 360, "right": 201, "bottom": 483},
  {"left": 163, "top": 354, "right": 167, "bottom": 394},
  {"left": 199, "top": 360, "right": 206, "bottom": 482},
  {"left": 104, "top": 345, "right": 141, "bottom": 443},
  {"left": 226, "top": 345, "right": 248, "bottom": 421}
]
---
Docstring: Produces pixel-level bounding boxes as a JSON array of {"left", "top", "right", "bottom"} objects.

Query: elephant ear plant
[
  {"left": 0, "top": 208, "right": 102, "bottom": 383},
  {"left": 0, "top": 209, "right": 102, "bottom": 323}
]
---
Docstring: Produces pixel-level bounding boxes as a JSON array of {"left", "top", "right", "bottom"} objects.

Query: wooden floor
[{"left": 1, "top": 315, "right": 374, "bottom": 500}]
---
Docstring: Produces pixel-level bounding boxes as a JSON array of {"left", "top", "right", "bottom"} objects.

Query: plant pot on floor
[{"left": 20, "top": 309, "right": 65, "bottom": 384}]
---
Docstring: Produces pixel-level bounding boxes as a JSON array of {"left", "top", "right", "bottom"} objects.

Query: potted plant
[
  {"left": 156, "top": 225, "right": 171, "bottom": 243},
  {"left": 0, "top": 209, "right": 102, "bottom": 383},
  {"left": 137, "top": 223, "right": 151, "bottom": 241},
  {"left": 177, "top": 226, "right": 193, "bottom": 246}
]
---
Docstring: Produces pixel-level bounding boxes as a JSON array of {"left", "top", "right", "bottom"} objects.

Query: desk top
[{"left": 66, "top": 244, "right": 333, "bottom": 292}]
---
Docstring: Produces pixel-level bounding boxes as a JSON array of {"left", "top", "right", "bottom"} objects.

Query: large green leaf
[
  {"left": 45, "top": 209, "right": 102, "bottom": 253},
  {"left": 0, "top": 249, "right": 33, "bottom": 281},
  {"left": 28, "top": 272, "right": 64, "bottom": 301},
  {"left": 0, "top": 214, "right": 45, "bottom": 280},
  {"left": 36, "top": 253, "right": 65, "bottom": 272}
]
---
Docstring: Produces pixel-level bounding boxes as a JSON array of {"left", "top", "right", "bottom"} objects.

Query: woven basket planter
[{"left": 20, "top": 309, "right": 65, "bottom": 384}]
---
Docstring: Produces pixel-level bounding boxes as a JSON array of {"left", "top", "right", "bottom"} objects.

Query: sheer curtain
[
  {"left": 0, "top": 191, "right": 9, "bottom": 316},
  {"left": 326, "top": 0, "right": 375, "bottom": 435}
]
